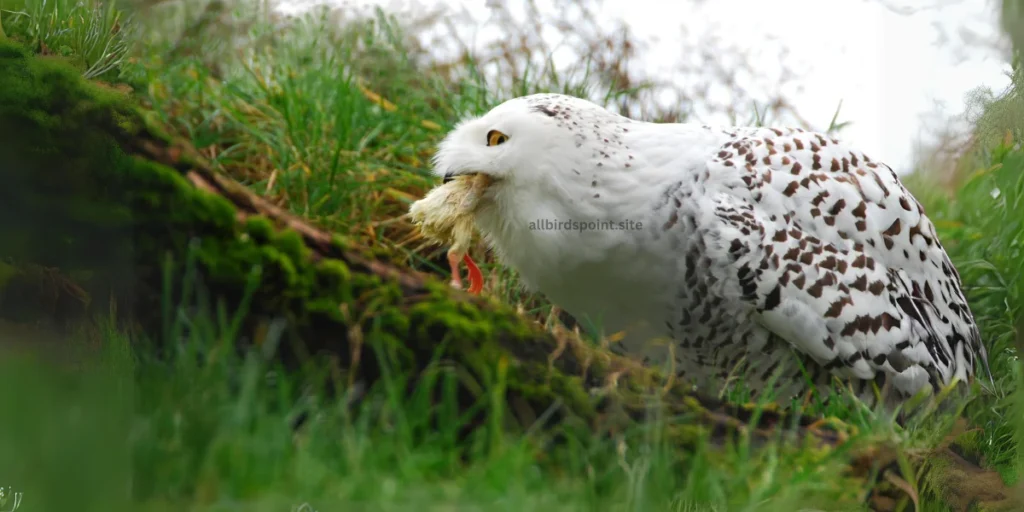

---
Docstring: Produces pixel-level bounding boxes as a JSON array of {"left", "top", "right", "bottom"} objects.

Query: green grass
[
  {"left": 907, "top": 133, "right": 1024, "bottom": 482},
  {"left": 0, "top": 0, "right": 129, "bottom": 79},
  {"left": 1, "top": 1, "right": 1023, "bottom": 510},
  {"left": 0, "top": 277, "right": 885, "bottom": 512}
]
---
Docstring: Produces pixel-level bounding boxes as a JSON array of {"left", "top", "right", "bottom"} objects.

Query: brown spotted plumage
[{"left": 430, "top": 93, "right": 991, "bottom": 406}]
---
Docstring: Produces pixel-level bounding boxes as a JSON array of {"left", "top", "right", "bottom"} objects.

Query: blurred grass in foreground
[{"left": 0, "top": 320, "right": 133, "bottom": 511}]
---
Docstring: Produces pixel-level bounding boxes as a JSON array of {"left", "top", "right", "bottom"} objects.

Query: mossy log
[
  {"left": 0, "top": 36, "right": 846, "bottom": 452},
  {"left": 0, "top": 40, "right": 1016, "bottom": 511}
]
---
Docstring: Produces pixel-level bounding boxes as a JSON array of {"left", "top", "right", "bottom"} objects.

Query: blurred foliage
[
  {"left": 1004, "top": 0, "right": 1024, "bottom": 70},
  {"left": 908, "top": 0, "right": 1024, "bottom": 189},
  {"left": 912, "top": 132, "right": 1024, "bottom": 481}
]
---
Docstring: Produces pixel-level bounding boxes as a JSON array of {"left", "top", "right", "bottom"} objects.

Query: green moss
[
  {"left": 525, "top": 373, "right": 595, "bottom": 418},
  {"left": 245, "top": 216, "right": 275, "bottom": 243},
  {"left": 273, "top": 229, "right": 310, "bottom": 263},
  {"left": 316, "top": 259, "right": 352, "bottom": 292},
  {"left": 1, "top": 36, "right": 555, "bottom": 391},
  {"left": 112, "top": 109, "right": 138, "bottom": 135},
  {"left": 139, "top": 108, "right": 174, "bottom": 143}
]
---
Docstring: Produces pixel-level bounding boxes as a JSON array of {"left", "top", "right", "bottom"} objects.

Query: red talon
[
  {"left": 446, "top": 250, "right": 485, "bottom": 295},
  {"left": 464, "top": 253, "right": 483, "bottom": 295}
]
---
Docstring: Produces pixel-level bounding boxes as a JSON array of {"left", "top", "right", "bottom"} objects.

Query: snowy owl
[{"left": 428, "top": 93, "right": 992, "bottom": 406}]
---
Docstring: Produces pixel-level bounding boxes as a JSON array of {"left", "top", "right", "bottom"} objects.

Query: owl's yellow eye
[{"left": 487, "top": 130, "right": 509, "bottom": 146}]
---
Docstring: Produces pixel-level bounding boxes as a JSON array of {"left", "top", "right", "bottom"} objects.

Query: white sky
[{"left": 274, "top": 0, "right": 1014, "bottom": 174}]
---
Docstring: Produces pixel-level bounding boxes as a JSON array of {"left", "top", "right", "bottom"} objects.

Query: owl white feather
[{"left": 430, "top": 93, "right": 992, "bottom": 406}]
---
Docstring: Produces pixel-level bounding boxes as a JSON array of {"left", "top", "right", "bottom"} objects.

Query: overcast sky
[{"left": 275, "top": 0, "right": 1014, "bottom": 174}]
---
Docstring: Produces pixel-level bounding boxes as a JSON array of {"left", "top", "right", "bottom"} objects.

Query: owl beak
[{"left": 442, "top": 171, "right": 487, "bottom": 184}]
